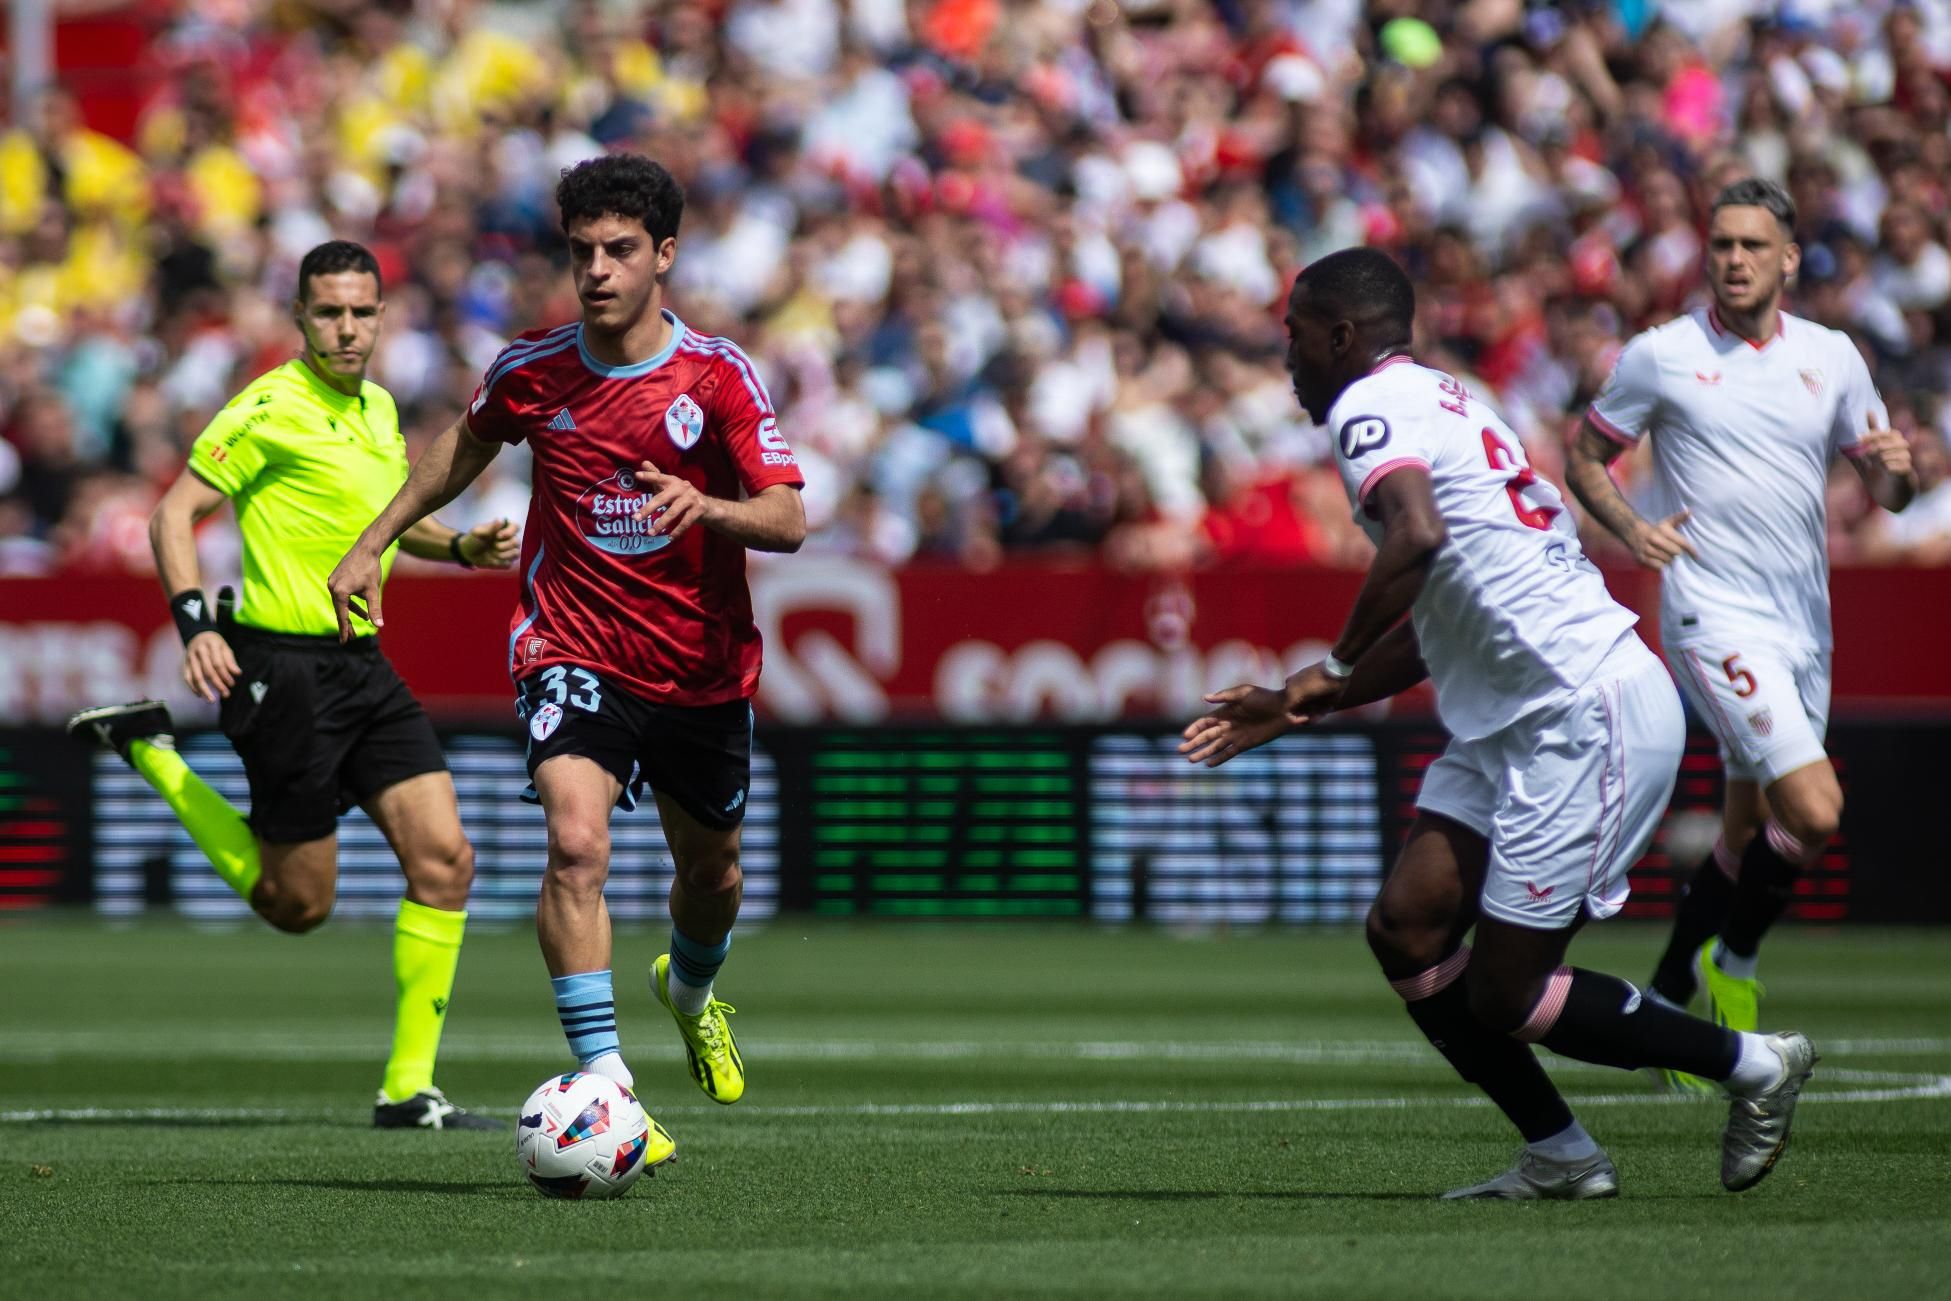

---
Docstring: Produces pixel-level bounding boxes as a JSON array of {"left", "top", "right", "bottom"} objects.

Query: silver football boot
[
  {"left": 1442, "top": 1148, "right": 1620, "bottom": 1200},
  {"left": 1722, "top": 1031, "right": 1818, "bottom": 1192}
]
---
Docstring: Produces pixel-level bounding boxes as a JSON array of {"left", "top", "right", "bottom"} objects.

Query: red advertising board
[{"left": 0, "top": 560, "right": 1943, "bottom": 723}]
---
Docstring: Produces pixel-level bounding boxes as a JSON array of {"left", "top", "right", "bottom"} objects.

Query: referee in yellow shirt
[{"left": 69, "top": 241, "right": 516, "bottom": 1130}]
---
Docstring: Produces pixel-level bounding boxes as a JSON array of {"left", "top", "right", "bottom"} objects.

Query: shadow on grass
[
  {"left": 995, "top": 1187, "right": 1434, "bottom": 1202},
  {"left": 141, "top": 1176, "right": 515, "bottom": 1196},
  {"left": 997, "top": 1187, "right": 1724, "bottom": 1203}
]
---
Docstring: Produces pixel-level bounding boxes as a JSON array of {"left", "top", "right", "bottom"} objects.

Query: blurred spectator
[{"left": 1, "top": 0, "right": 1946, "bottom": 576}]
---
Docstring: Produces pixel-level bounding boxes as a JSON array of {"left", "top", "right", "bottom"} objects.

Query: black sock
[
  {"left": 1404, "top": 979, "right": 1574, "bottom": 1143},
  {"left": 1650, "top": 849, "right": 1737, "bottom": 1003},
  {"left": 1720, "top": 823, "right": 1809, "bottom": 959},
  {"left": 1534, "top": 968, "right": 1740, "bottom": 1080}
]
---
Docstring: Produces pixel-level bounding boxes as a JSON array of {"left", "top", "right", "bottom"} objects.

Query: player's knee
[
  {"left": 545, "top": 823, "right": 610, "bottom": 892},
  {"left": 257, "top": 882, "right": 333, "bottom": 934},
  {"left": 1776, "top": 785, "right": 1842, "bottom": 847},
  {"left": 1364, "top": 895, "right": 1449, "bottom": 972}
]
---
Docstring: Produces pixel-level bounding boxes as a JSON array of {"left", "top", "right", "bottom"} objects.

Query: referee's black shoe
[
  {"left": 67, "top": 700, "right": 175, "bottom": 762},
  {"left": 373, "top": 1088, "right": 504, "bottom": 1131}
]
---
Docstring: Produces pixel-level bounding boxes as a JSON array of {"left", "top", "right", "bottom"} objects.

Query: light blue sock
[
  {"left": 552, "top": 970, "right": 620, "bottom": 1065},
  {"left": 669, "top": 929, "right": 730, "bottom": 989},
  {"left": 667, "top": 929, "right": 731, "bottom": 1014}
]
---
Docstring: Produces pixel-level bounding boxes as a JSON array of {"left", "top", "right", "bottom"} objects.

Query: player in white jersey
[
  {"left": 1182, "top": 249, "right": 1815, "bottom": 1199},
  {"left": 1569, "top": 179, "right": 1917, "bottom": 1067}
]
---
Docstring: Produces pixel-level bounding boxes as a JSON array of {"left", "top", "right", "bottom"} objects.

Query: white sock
[
  {"left": 1723, "top": 1034, "right": 1782, "bottom": 1096},
  {"left": 1527, "top": 1119, "right": 1601, "bottom": 1163},
  {"left": 1711, "top": 941, "right": 1759, "bottom": 981},
  {"left": 667, "top": 971, "right": 713, "bottom": 1017},
  {"left": 583, "top": 1050, "right": 635, "bottom": 1090}
]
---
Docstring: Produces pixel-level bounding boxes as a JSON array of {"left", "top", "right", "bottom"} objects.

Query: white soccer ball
[{"left": 516, "top": 1071, "right": 659, "bottom": 1199}]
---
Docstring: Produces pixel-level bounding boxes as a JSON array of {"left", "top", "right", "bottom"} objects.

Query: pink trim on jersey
[
  {"left": 1585, "top": 408, "right": 1640, "bottom": 447},
  {"left": 1367, "top": 354, "right": 1416, "bottom": 376},
  {"left": 1840, "top": 441, "right": 1871, "bottom": 460},
  {"left": 1388, "top": 945, "right": 1471, "bottom": 1002},
  {"left": 1707, "top": 306, "right": 1784, "bottom": 351},
  {"left": 1713, "top": 834, "right": 1741, "bottom": 881},
  {"left": 1358, "top": 456, "right": 1431, "bottom": 504},
  {"left": 1514, "top": 966, "right": 1574, "bottom": 1043},
  {"left": 1764, "top": 819, "right": 1819, "bottom": 865}
]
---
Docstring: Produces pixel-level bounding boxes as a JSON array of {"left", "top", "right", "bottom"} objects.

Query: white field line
[
  {"left": 4, "top": 1076, "right": 1948, "bottom": 1125},
  {"left": 5, "top": 1035, "right": 1949, "bottom": 1066}
]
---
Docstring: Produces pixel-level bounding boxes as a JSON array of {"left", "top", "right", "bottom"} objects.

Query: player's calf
[{"left": 402, "top": 833, "right": 475, "bottom": 913}]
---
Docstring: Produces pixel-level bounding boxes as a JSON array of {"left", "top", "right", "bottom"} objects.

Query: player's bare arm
[
  {"left": 632, "top": 468, "right": 805, "bottom": 552},
  {"left": 329, "top": 416, "right": 503, "bottom": 638},
  {"left": 398, "top": 516, "right": 522, "bottom": 569},
  {"left": 1566, "top": 423, "right": 1698, "bottom": 569},
  {"left": 149, "top": 468, "right": 241, "bottom": 702},
  {"left": 1851, "top": 412, "right": 1919, "bottom": 512},
  {"left": 1181, "top": 472, "right": 1442, "bottom": 768},
  {"left": 1327, "top": 467, "right": 1446, "bottom": 665}
]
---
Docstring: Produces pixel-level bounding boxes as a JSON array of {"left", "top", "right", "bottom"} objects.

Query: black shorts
[
  {"left": 218, "top": 625, "right": 448, "bottom": 843},
  {"left": 515, "top": 666, "right": 752, "bottom": 831}
]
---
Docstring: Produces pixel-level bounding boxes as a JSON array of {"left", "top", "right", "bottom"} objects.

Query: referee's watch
[
  {"left": 449, "top": 532, "right": 476, "bottom": 569},
  {"left": 1321, "top": 652, "right": 1356, "bottom": 681}
]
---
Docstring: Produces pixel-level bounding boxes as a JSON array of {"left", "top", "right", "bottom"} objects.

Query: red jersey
[{"left": 465, "top": 311, "right": 805, "bottom": 706}]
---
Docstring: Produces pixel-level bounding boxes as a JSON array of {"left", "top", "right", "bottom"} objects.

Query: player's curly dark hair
[
  {"left": 296, "top": 240, "right": 382, "bottom": 301},
  {"left": 556, "top": 153, "right": 686, "bottom": 245}
]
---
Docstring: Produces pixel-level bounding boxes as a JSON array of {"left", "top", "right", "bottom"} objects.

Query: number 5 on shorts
[
  {"left": 1722, "top": 655, "right": 1757, "bottom": 699},
  {"left": 540, "top": 665, "right": 604, "bottom": 712}
]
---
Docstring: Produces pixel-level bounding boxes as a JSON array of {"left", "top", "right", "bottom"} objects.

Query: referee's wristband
[
  {"left": 1321, "top": 653, "right": 1356, "bottom": 681},
  {"left": 449, "top": 532, "right": 475, "bottom": 569},
  {"left": 170, "top": 589, "right": 215, "bottom": 645}
]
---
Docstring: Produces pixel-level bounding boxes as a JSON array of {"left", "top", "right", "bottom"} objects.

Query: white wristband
[{"left": 1322, "top": 653, "right": 1355, "bottom": 681}]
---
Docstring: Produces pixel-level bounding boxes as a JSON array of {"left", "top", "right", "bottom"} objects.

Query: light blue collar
[{"left": 577, "top": 309, "right": 687, "bottom": 378}]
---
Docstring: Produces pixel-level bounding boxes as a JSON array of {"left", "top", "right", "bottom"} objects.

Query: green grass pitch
[{"left": 2, "top": 919, "right": 1948, "bottom": 1299}]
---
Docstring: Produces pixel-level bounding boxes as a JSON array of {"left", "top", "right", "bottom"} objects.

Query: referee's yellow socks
[
  {"left": 382, "top": 899, "right": 467, "bottom": 1102},
  {"left": 126, "top": 739, "right": 261, "bottom": 900}
]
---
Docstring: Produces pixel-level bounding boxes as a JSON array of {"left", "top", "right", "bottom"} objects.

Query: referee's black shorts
[{"left": 217, "top": 623, "right": 448, "bottom": 844}]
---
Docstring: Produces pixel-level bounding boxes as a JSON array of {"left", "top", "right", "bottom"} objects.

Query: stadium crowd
[{"left": 4, "top": 0, "right": 1951, "bottom": 579}]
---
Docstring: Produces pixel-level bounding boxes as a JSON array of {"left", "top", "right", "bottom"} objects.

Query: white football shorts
[
  {"left": 1416, "top": 637, "right": 1685, "bottom": 929},
  {"left": 1665, "top": 632, "right": 1830, "bottom": 786}
]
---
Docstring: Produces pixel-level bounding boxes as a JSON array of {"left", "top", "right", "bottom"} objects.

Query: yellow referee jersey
[{"left": 188, "top": 359, "right": 406, "bottom": 637}]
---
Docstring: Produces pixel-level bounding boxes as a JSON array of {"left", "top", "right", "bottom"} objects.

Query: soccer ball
[{"left": 516, "top": 1071, "right": 657, "bottom": 1199}]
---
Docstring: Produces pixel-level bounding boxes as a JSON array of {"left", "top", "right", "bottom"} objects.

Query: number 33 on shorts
[{"left": 523, "top": 666, "right": 604, "bottom": 741}]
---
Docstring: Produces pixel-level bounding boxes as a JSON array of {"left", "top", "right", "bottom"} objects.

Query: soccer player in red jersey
[{"left": 332, "top": 156, "right": 804, "bottom": 1162}]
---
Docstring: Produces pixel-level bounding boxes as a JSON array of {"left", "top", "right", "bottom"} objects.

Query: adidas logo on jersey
[{"left": 548, "top": 408, "right": 577, "bottom": 431}]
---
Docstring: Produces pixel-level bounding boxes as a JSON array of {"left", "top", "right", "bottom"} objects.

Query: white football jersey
[
  {"left": 1331, "top": 358, "right": 1639, "bottom": 741},
  {"left": 1587, "top": 308, "right": 1882, "bottom": 652}
]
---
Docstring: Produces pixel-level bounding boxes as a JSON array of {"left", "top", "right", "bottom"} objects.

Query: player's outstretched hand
[
  {"left": 633, "top": 464, "right": 714, "bottom": 541},
  {"left": 183, "top": 630, "right": 240, "bottom": 703},
  {"left": 460, "top": 518, "right": 521, "bottom": 569},
  {"left": 1629, "top": 509, "right": 1699, "bottom": 570},
  {"left": 327, "top": 547, "right": 385, "bottom": 641},
  {"left": 1859, "top": 412, "right": 1912, "bottom": 479},
  {"left": 1180, "top": 684, "right": 1293, "bottom": 768}
]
